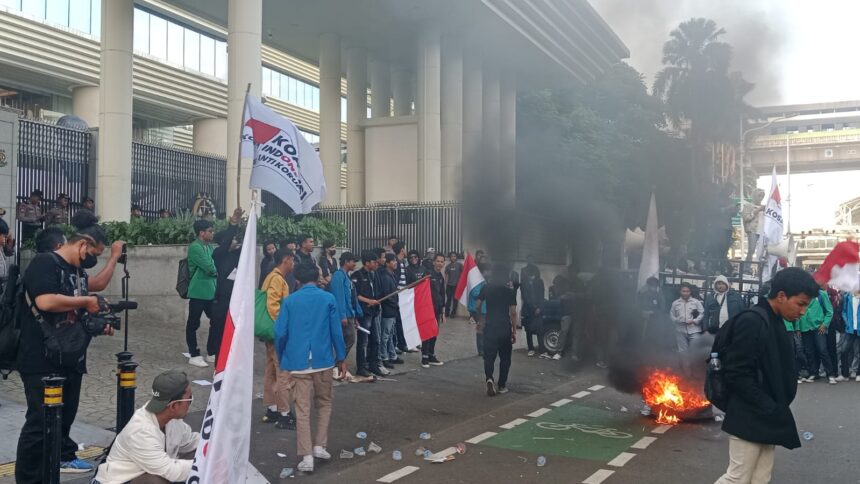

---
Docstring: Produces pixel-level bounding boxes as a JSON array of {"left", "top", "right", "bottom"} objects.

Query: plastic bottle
[
  {"left": 356, "top": 432, "right": 368, "bottom": 440},
  {"left": 709, "top": 352, "right": 722, "bottom": 372},
  {"left": 423, "top": 449, "right": 433, "bottom": 459},
  {"left": 354, "top": 447, "right": 367, "bottom": 456},
  {"left": 279, "top": 468, "right": 294, "bottom": 478},
  {"left": 803, "top": 431, "right": 814, "bottom": 441},
  {"left": 392, "top": 450, "right": 402, "bottom": 461},
  {"left": 419, "top": 432, "right": 431, "bottom": 440},
  {"left": 537, "top": 456, "right": 547, "bottom": 467}
]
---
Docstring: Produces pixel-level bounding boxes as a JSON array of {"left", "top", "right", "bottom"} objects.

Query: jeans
[
  {"left": 379, "top": 317, "right": 397, "bottom": 361},
  {"left": 186, "top": 298, "right": 214, "bottom": 357},
  {"left": 483, "top": 333, "right": 513, "bottom": 388},
  {"left": 342, "top": 318, "right": 357, "bottom": 361},
  {"left": 557, "top": 315, "right": 581, "bottom": 356},
  {"left": 792, "top": 332, "right": 808, "bottom": 377},
  {"left": 445, "top": 285, "right": 458, "bottom": 317},
  {"left": 675, "top": 328, "right": 702, "bottom": 352},
  {"left": 395, "top": 313, "right": 408, "bottom": 351},
  {"left": 526, "top": 330, "right": 546, "bottom": 353},
  {"left": 476, "top": 331, "right": 484, "bottom": 355},
  {"left": 356, "top": 313, "right": 380, "bottom": 371},
  {"left": 16, "top": 371, "right": 83, "bottom": 483},
  {"left": 837, "top": 332, "right": 860, "bottom": 376},
  {"left": 801, "top": 330, "right": 835, "bottom": 378}
]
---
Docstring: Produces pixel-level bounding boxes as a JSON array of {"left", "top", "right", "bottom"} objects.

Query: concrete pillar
[
  {"left": 370, "top": 56, "right": 391, "bottom": 118},
  {"left": 417, "top": 24, "right": 442, "bottom": 202},
  {"left": 346, "top": 47, "right": 367, "bottom": 205},
  {"left": 96, "top": 0, "right": 133, "bottom": 222},
  {"left": 72, "top": 86, "right": 100, "bottom": 128},
  {"left": 319, "top": 33, "right": 342, "bottom": 205},
  {"left": 391, "top": 65, "right": 412, "bottom": 116},
  {"left": 499, "top": 76, "right": 516, "bottom": 208},
  {"left": 462, "top": 56, "right": 482, "bottom": 194},
  {"left": 192, "top": 118, "right": 228, "bottom": 156},
  {"left": 227, "top": 0, "right": 262, "bottom": 213},
  {"left": 482, "top": 64, "right": 501, "bottom": 195},
  {"left": 441, "top": 39, "right": 463, "bottom": 201}
]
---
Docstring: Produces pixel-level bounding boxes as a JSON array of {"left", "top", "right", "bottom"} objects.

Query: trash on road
[
  {"left": 430, "top": 455, "right": 456, "bottom": 464},
  {"left": 340, "top": 450, "right": 354, "bottom": 459},
  {"left": 714, "top": 415, "right": 724, "bottom": 422},
  {"left": 620, "top": 406, "right": 628, "bottom": 413},
  {"left": 392, "top": 451, "right": 402, "bottom": 461},
  {"left": 279, "top": 468, "right": 294, "bottom": 478},
  {"left": 356, "top": 432, "right": 367, "bottom": 439},
  {"left": 354, "top": 447, "right": 367, "bottom": 456},
  {"left": 368, "top": 442, "right": 382, "bottom": 453},
  {"left": 803, "top": 432, "right": 814, "bottom": 441},
  {"left": 423, "top": 449, "right": 433, "bottom": 459},
  {"left": 419, "top": 432, "right": 432, "bottom": 440},
  {"left": 276, "top": 453, "right": 286, "bottom": 458},
  {"left": 415, "top": 447, "right": 427, "bottom": 456},
  {"left": 537, "top": 456, "right": 547, "bottom": 467},
  {"left": 456, "top": 443, "right": 467, "bottom": 454}
]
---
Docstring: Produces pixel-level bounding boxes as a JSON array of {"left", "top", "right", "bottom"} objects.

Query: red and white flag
[
  {"left": 241, "top": 94, "right": 326, "bottom": 214},
  {"left": 814, "top": 240, "right": 860, "bottom": 292},
  {"left": 454, "top": 252, "right": 485, "bottom": 306},
  {"left": 398, "top": 278, "right": 439, "bottom": 350},
  {"left": 187, "top": 209, "right": 257, "bottom": 483}
]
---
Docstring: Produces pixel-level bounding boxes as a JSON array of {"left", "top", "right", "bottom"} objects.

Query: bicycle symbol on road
[{"left": 536, "top": 421, "right": 633, "bottom": 439}]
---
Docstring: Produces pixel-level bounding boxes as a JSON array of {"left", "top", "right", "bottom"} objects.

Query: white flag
[
  {"left": 761, "top": 166, "right": 784, "bottom": 245},
  {"left": 241, "top": 94, "right": 326, "bottom": 214},
  {"left": 187, "top": 209, "right": 257, "bottom": 483},
  {"left": 637, "top": 192, "right": 659, "bottom": 290}
]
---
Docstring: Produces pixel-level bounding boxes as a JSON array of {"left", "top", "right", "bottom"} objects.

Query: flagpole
[
  {"left": 237, "top": 83, "right": 251, "bottom": 209},
  {"left": 377, "top": 276, "right": 430, "bottom": 303}
]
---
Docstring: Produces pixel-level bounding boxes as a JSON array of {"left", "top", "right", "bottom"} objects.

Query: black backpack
[
  {"left": 705, "top": 306, "right": 768, "bottom": 411},
  {"left": 0, "top": 264, "right": 23, "bottom": 378},
  {"left": 176, "top": 258, "right": 191, "bottom": 299}
]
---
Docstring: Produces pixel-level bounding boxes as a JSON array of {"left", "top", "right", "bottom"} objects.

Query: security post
[
  {"left": 42, "top": 376, "right": 65, "bottom": 484},
  {"left": 114, "top": 351, "right": 135, "bottom": 432}
]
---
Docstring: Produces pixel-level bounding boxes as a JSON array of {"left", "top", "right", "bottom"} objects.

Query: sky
[{"left": 592, "top": 0, "right": 860, "bottom": 231}]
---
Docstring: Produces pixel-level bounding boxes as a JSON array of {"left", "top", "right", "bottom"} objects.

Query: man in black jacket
[
  {"left": 715, "top": 268, "right": 819, "bottom": 484},
  {"left": 704, "top": 275, "right": 745, "bottom": 334},
  {"left": 422, "top": 254, "right": 447, "bottom": 368},
  {"left": 351, "top": 251, "right": 384, "bottom": 377},
  {"left": 210, "top": 208, "right": 243, "bottom": 363}
]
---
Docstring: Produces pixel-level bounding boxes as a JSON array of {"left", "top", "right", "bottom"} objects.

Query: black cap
[{"left": 146, "top": 370, "right": 189, "bottom": 413}]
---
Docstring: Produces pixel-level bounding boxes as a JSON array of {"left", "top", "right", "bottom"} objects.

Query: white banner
[
  {"left": 187, "top": 209, "right": 258, "bottom": 483},
  {"left": 241, "top": 94, "right": 326, "bottom": 214},
  {"left": 637, "top": 192, "right": 659, "bottom": 290},
  {"left": 761, "top": 166, "right": 784, "bottom": 245}
]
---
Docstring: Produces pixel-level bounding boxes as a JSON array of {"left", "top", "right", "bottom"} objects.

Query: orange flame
[{"left": 642, "top": 369, "right": 710, "bottom": 425}]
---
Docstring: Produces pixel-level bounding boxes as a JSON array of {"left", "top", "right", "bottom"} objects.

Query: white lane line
[
  {"left": 527, "top": 407, "right": 552, "bottom": 418},
  {"left": 551, "top": 398, "right": 572, "bottom": 407},
  {"left": 588, "top": 385, "right": 606, "bottom": 391},
  {"left": 500, "top": 418, "right": 528, "bottom": 429},
  {"left": 652, "top": 425, "right": 672, "bottom": 434},
  {"left": 377, "top": 466, "right": 420, "bottom": 483},
  {"left": 572, "top": 391, "right": 591, "bottom": 399},
  {"left": 582, "top": 469, "right": 615, "bottom": 484},
  {"left": 466, "top": 431, "right": 497, "bottom": 444},
  {"left": 631, "top": 436, "right": 658, "bottom": 449},
  {"left": 607, "top": 452, "right": 636, "bottom": 467}
]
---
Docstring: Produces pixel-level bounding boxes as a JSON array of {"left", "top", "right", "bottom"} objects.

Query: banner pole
[
  {"left": 377, "top": 275, "right": 430, "bottom": 303},
  {"left": 236, "top": 83, "right": 251, "bottom": 209}
]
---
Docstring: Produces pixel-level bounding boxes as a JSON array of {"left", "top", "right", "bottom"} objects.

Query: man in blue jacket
[
  {"left": 841, "top": 290, "right": 860, "bottom": 381},
  {"left": 328, "top": 252, "right": 361, "bottom": 378},
  {"left": 274, "top": 263, "right": 347, "bottom": 474}
]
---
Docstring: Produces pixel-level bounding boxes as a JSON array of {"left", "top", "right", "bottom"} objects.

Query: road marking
[
  {"left": 377, "top": 466, "right": 420, "bottom": 483},
  {"left": 607, "top": 452, "right": 637, "bottom": 467},
  {"left": 588, "top": 385, "right": 606, "bottom": 391},
  {"left": 500, "top": 418, "right": 528, "bottom": 429},
  {"left": 652, "top": 425, "right": 672, "bottom": 434},
  {"left": 582, "top": 469, "right": 615, "bottom": 484},
  {"left": 466, "top": 431, "right": 497, "bottom": 444},
  {"left": 551, "top": 398, "right": 572, "bottom": 407},
  {"left": 631, "top": 436, "right": 657, "bottom": 449},
  {"left": 572, "top": 391, "right": 591, "bottom": 399},
  {"left": 527, "top": 407, "right": 552, "bottom": 418}
]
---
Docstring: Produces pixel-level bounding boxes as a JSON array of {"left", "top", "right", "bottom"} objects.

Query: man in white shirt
[{"left": 93, "top": 371, "right": 199, "bottom": 484}]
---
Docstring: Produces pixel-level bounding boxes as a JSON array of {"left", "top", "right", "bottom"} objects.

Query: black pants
[
  {"left": 16, "top": 371, "right": 83, "bottom": 484},
  {"left": 356, "top": 314, "right": 379, "bottom": 371},
  {"left": 210, "top": 296, "right": 229, "bottom": 357},
  {"left": 483, "top": 333, "right": 513, "bottom": 388},
  {"left": 802, "top": 330, "right": 835, "bottom": 378},
  {"left": 395, "top": 313, "right": 408, "bottom": 351},
  {"left": 421, "top": 317, "right": 441, "bottom": 359},
  {"left": 445, "top": 285, "right": 458, "bottom": 317},
  {"left": 826, "top": 329, "right": 838, "bottom": 377},
  {"left": 186, "top": 298, "right": 214, "bottom": 357},
  {"left": 526, "top": 330, "right": 546, "bottom": 353}
]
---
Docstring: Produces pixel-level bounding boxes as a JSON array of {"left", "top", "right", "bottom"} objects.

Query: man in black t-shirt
[
  {"left": 421, "top": 254, "right": 447, "bottom": 368},
  {"left": 476, "top": 265, "right": 518, "bottom": 396}
]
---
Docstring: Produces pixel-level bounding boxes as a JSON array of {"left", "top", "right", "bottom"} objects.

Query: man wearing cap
[
  {"left": 45, "top": 193, "right": 71, "bottom": 226},
  {"left": 94, "top": 371, "right": 199, "bottom": 484},
  {"left": 16, "top": 189, "right": 44, "bottom": 240}
]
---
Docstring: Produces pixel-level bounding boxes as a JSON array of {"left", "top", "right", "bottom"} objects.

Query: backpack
[
  {"left": 254, "top": 289, "right": 275, "bottom": 342},
  {"left": 0, "top": 264, "right": 23, "bottom": 378},
  {"left": 705, "top": 306, "right": 768, "bottom": 411},
  {"left": 176, "top": 258, "right": 191, "bottom": 299}
]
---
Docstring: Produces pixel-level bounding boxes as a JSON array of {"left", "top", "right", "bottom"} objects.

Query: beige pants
[
  {"left": 263, "top": 342, "right": 293, "bottom": 412},
  {"left": 715, "top": 436, "right": 776, "bottom": 484},
  {"left": 292, "top": 370, "right": 333, "bottom": 457}
]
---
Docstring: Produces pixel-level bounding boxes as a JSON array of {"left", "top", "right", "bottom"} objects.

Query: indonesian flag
[
  {"left": 814, "top": 240, "right": 860, "bottom": 292},
  {"left": 454, "top": 252, "right": 485, "bottom": 306},
  {"left": 241, "top": 94, "right": 326, "bottom": 214},
  {"left": 187, "top": 209, "right": 258, "bottom": 483},
  {"left": 399, "top": 278, "right": 439, "bottom": 349}
]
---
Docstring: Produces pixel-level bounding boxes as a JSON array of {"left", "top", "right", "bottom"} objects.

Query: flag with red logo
[
  {"left": 187, "top": 209, "right": 257, "bottom": 483},
  {"left": 454, "top": 252, "right": 485, "bottom": 306},
  {"left": 814, "top": 240, "right": 860, "bottom": 292},
  {"left": 399, "top": 278, "right": 439, "bottom": 349},
  {"left": 241, "top": 94, "right": 326, "bottom": 214}
]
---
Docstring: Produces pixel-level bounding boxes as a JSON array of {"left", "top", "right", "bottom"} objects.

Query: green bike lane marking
[{"left": 480, "top": 403, "right": 650, "bottom": 461}]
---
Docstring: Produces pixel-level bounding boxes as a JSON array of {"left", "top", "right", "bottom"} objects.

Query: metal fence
[{"left": 131, "top": 143, "right": 226, "bottom": 219}]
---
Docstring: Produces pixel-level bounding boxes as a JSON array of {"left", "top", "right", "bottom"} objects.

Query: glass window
[
  {"left": 21, "top": 0, "right": 44, "bottom": 17},
  {"left": 89, "top": 0, "right": 99, "bottom": 37},
  {"left": 199, "top": 34, "right": 214, "bottom": 76},
  {"left": 0, "top": 0, "right": 21, "bottom": 11},
  {"left": 341, "top": 97, "right": 347, "bottom": 123},
  {"left": 149, "top": 14, "right": 167, "bottom": 60},
  {"left": 183, "top": 30, "right": 199, "bottom": 71},
  {"left": 133, "top": 9, "right": 149, "bottom": 53},
  {"left": 68, "top": 0, "right": 89, "bottom": 33},
  {"left": 45, "top": 0, "right": 68, "bottom": 25},
  {"left": 288, "top": 77, "right": 297, "bottom": 104},
  {"left": 271, "top": 71, "right": 280, "bottom": 100},
  {"left": 166, "top": 22, "right": 184, "bottom": 66},
  {"left": 261, "top": 67, "right": 271, "bottom": 96},
  {"left": 296, "top": 81, "right": 305, "bottom": 108},
  {"left": 214, "top": 40, "right": 227, "bottom": 80}
]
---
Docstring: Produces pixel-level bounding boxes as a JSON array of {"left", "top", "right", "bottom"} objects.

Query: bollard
[
  {"left": 114, "top": 352, "right": 134, "bottom": 432},
  {"left": 42, "top": 376, "right": 65, "bottom": 484},
  {"left": 116, "top": 359, "right": 139, "bottom": 433}
]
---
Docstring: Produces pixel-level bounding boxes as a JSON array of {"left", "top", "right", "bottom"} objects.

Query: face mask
[
  {"left": 328, "top": 249, "right": 336, "bottom": 256},
  {"left": 81, "top": 252, "right": 98, "bottom": 269}
]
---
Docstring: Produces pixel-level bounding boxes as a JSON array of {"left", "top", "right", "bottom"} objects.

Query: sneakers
[
  {"left": 313, "top": 446, "right": 332, "bottom": 460},
  {"left": 497, "top": 386, "right": 509, "bottom": 395},
  {"left": 275, "top": 413, "right": 296, "bottom": 430},
  {"left": 539, "top": 353, "right": 551, "bottom": 360},
  {"left": 552, "top": 353, "right": 562, "bottom": 361},
  {"left": 356, "top": 368, "right": 372, "bottom": 378},
  {"left": 835, "top": 375, "right": 849, "bottom": 382},
  {"left": 486, "top": 379, "right": 496, "bottom": 397},
  {"left": 797, "top": 377, "right": 805, "bottom": 384},
  {"left": 850, "top": 372, "right": 858, "bottom": 379},
  {"left": 391, "top": 357, "right": 405, "bottom": 364},
  {"left": 205, "top": 354, "right": 217, "bottom": 364},
  {"left": 60, "top": 458, "right": 93, "bottom": 473},
  {"left": 828, "top": 377, "right": 838, "bottom": 385},
  {"left": 427, "top": 356, "right": 444, "bottom": 366},
  {"left": 188, "top": 356, "right": 208, "bottom": 368},
  {"left": 527, "top": 350, "right": 536, "bottom": 357},
  {"left": 297, "top": 457, "right": 314, "bottom": 473},
  {"left": 382, "top": 361, "right": 395, "bottom": 369},
  {"left": 421, "top": 359, "right": 430, "bottom": 368},
  {"left": 370, "top": 366, "right": 390, "bottom": 377},
  {"left": 856, "top": 375, "right": 860, "bottom": 383},
  {"left": 262, "top": 409, "right": 280, "bottom": 423}
]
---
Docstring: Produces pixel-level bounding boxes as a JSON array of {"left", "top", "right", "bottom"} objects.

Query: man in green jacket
[
  {"left": 791, "top": 287, "right": 836, "bottom": 383},
  {"left": 186, "top": 219, "right": 218, "bottom": 368}
]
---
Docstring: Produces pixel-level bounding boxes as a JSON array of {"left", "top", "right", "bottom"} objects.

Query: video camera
[{"left": 82, "top": 296, "right": 138, "bottom": 337}]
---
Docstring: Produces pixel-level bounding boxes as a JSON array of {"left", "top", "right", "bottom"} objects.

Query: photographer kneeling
[
  {"left": 94, "top": 371, "right": 199, "bottom": 484},
  {"left": 15, "top": 210, "right": 124, "bottom": 482}
]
